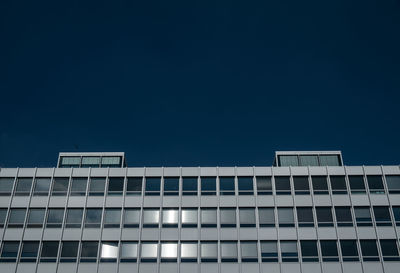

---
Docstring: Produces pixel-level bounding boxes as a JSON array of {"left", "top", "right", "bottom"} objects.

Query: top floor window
[
  {"left": 81, "top": 157, "right": 100, "bottom": 168},
  {"left": 201, "top": 177, "right": 216, "bottom": 195},
  {"left": 101, "top": 157, "right": 121, "bottom": 168},
  {"left": 182, "top": 177, "right": 197, "bottom": 195},
  {"left": 0, "top": 177, "right": 14, "bottom": 196},
  {"left": 60, "top": 157, "right": 80, "bottom": 168},
  {"left": 238, "top": 177, "right": 254, "bottom": 195},
  {"left": 367, "top": 175, "right": 385, "bottom": 194},
  {"left": 219, "top": 177, "right": 235, "bottom": 195},
  {"left": 386, "top": 175, "right": 400, "bottom": 194},
  {"left": 164, "top": 177, "right": 179, "bottom": 196},
  {"left": 256, "top": 176, "right": 272, "bottom": 195},
  {"left": 348, "top": 176, "right": 365, "bottom": 194},
  {"left": 145, "top": 177, "right": 160, "bottom": 196}
]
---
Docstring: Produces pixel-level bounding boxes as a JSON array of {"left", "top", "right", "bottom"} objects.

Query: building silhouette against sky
[{"left": 0, "top": 151, "right": 399, "bottom": 273}]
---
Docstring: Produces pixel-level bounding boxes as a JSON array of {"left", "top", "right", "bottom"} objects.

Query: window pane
[
  {"left": 8, "top": 208, "right": 26, "bottom": 227},
  {"left": 108, "top": 177, "right": 124, "bottom": 194},
  {"left": 101, "top": 242, "right": 119, "bottom": 260},
  {"left": 126, "top": 177, "right": 142, "bottom": 194},
  {"left": 335, "top": 207, "right": 353, "bottom": 226},
  {"left": 21, "top": 241, "right": 39, "bottom": 261},
  {"left": 66, "top": 209, "right": 83, "bottom": 228},
  {"left": 101, "top": 156, "right": 121, "bottom": 167},
  {"left": 241, "top": 241, "right": 258, "bottom": 262},
  {"left": 182, "top": 209, "right": 197, "bottom": 227},
  {"left": 279, "top": 155, "right": 298, "bottom": 166},
  {"left": 238, "top": 177, "right": 253, "bottom": 195},
  {"left": 81, "top": 156, "right": 100, "bottom": 167},
  {"left": 340, "top": 240, "right": 359, "bottom": 261},
  {"left": 124, "top": 209, "right": 140, "bottom": 227},
  {"left": 386, "top": 175, "right": 400, "bottom": 193},
  {"left": 27, "top": 209, "right": 45, "bottom": 227},
  {"left": 181, "top": 243, "right": 197, "bottom": 261},
  {"left": 182, "top": 177, "right": 197, "bottom": 195},
  {"left": 220, "top": 208, "right": 236, "bottom": 227},
  {"left": 162, "top": 209, "right": 178, "bottom": 227},
  {"left": 293, "top": 176, "right": 309, "bottom": 194},
  {"left": 380, "top": 240, "right": 400, "bottom": 260},
  {"left": 81, "top": 242, "right": 99, "bottom": 261},
  {"left": 373, "top": 206, "right": 391, "bottom": 226},
  {"left": 141, "top": 243, "right": 158, "bottom": 260},
  {"left": 316, "top": 207, "right": 333, "bottom": 227},
  {"left": 104, "top": 209, "right": 121, "bottom": 227},
  {"left": 320, "top": 240, "right": 338, "bottom": 261},
  {"left": 261, "top": 241, "right": 278, "bottom": 261},
  {"left": 280, "top": 241, "right": 298, "bottom": 261},
  {"left": 312, "top": 176, "right": 328, "bottom": 194},
  {"left": 220, "top": 177, "right": 235, "bottom": 195},
  {"left": 89, "top": 178, "right": 106, "bottom": 195},
  {"left": 61, "top": 242, "right": 79, "bottom": 258},
  {"left": 256, "top": 176, "right": 272, "bottom": 194},
  {"left": 46, "top": 209, "right": 64, "bottom": 228},
  {"left": 201, "top": 242, "right": 217, "bottom": 261},
  {"left": 143, "top": 209, "right": 160, "bottom": 227},
  {"left": 348, "top": 175, "right": 365, "bottom": 193},
  {"left": 259, "top": 208, "right": 275, "bottom": 227},
  {"left": 299, "top": 155, "right": 318, "bottom": 166},
  {"left": 145, "top": 177, "right": 160, "bottom": 195},
  {"left": 164, "top": 177, "right": 179, "bottom": 195},
  {"left": 320, "top": 155, "right": 340, "bottom": 166},
  {"left": 161, "top": 243, "right": 178, "bottom": 260},
  {"left": 201, "top": 209, "right": 217, "bottom": 227},
  {"left": 15, "top": 178, "right": 33, "bottom": 195},
  {"left": 297, "top": 207, "right": 314, "bottom": 227},
  {"left": 70, "top": 177, "right": 87, "bottom": 195},
  {"left": 1, "top": 242, "right": 20, "bottom": 260},
  {"left": 274, "top": 176, "right": 291, "bottom": 194},
  {"left": 52, "top": 177, "right": 69, "bottom": 196},
  {"left": 0, "top": 209, "right": 7, "bottom": 227},
  {"left": 0, "top": 177, "right": 14, "bottom": 195},
  {"left": 85, "top": 209, "right": 102, "bottom": 227},
  {"left": 300, "top": 241, "right": 318, "bottom": 261},
  {"left": 239, "top": 208, "right": 256, "bottom": 227},
  {"left": 367, "top": 175, "right": 384, "bottom": 193},
  {"left": 121, "top": 242, "right": 138, "bottom": 261},
  {"left": 221, "top": 242, "right": 237, "bottom": 261},
  {"left": 360, "top": 240, "right": 379, "bottom": 261},
  {"left": 354, "top": 207, "right": 372, "bottom": 226},
  {"left": 330, "top": 176, "right": 347, "bottom": 194},
  {"left": 393, "top": 207, "right": 400, "bottom": 225},
  {"left": 201, "top": 177, "right": 216, "bottom": 195},
  {"left": 33, "top": 178, "right": 51, "bottom": 195},
  {"left": 40, "top": 241, "right": 59, "bottom": 261},
  {"left": 278, "top": 208, "right": 294, "bottom": 227}
]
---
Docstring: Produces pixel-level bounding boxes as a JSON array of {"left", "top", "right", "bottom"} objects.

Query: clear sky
[{"left": 0, "top": 0, "right": 399, "bottom": 167}]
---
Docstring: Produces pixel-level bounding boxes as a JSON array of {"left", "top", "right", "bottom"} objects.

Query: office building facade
[{"left": 0, "top": 151, "right": 399, "bottom": 273}]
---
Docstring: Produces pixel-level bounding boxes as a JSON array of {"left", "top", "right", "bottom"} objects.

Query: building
[{"left": 0, "top": 151, "right": 399, "bottom": 273}]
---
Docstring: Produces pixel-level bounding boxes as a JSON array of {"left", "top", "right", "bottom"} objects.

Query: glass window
[
  {"left": 201, "top": 177, "right": 216, "bottom": 195},
  {"left": 33, "top": 178, "right": 51, "bottom": 196},
  {"left": 0, "top": 241, "right": 20, "bottom": 262},
  {"left": 51, "top": 177, "right": 69, "bottom": 196},
  {"left": 85, "top": 208, "right": 102, "bottom": 228},
  {"left": 320, "top": 240, "right": 339, "bottom": 261},
  {"left": 293, "top": 176, "right": 309, "bottom": 194},
  {"left": 181, "top": 209, "right": 197, "bottom": 227},
  {"left": 27, "top": 208, "right": 46, "bottom": 228},
  {"left": 340, "top": 240, "right": 359, "bottom": 261},
  {"left": 182, "top": 177, "right": 197, "bottom": 195},
  {"left": 274, "top": 176, "right": 291, "bottom": 195},
  {"left": 46, "top": 209, "right": 64, "bottom": 228},
  {"left": 60, "top": 241, "right": 79, "bottom": 262},
  {"left": 392, "top": 206, "right": 400, "bottom": 226},
  {"left": 335, "top": 207, "right": 353, "bottom": 227},
  {"left": 200, "top": 242, "right": 217, "bottom": 262},
  {"left": 88, "top": 177, "right": 106, "bottom": 196},
  {"left": 219, "top": 177, "right": 235, "bottom": 195},
  {"left": 162, "top": 209, "right": 178, "bottom": 227},
  {"left": 354, "top": 207, "right": 372, "bottom": 226},
  {"left": 367, "top": 175, "right": 385, "bottom": 194},
  {"left": 120, "top": 242, "right": 138, "bottom": 262},
  {"left": 259, "top": 208, "right": 275, "bottom": 227},
  {"left": 239, "top": 208, "right": 256, "bottom": 227},
  {"left": 380, "top": 239, "right": 400, "bottom": 261},
  {"left": 0, "top": 177, "right": 15, "bottom": 195},
  {"left": 220, "top": 208, "right": 236, "bottom": 227},
  {"left": 0, "top": 209, "right": 7, "bottom": 228},
  {"left": 280, "top": 241, "right": 298, "bottom": 262},
  {"left": 373, "top": 206, "right": 391, "bottom": 226},
  {"left": 299, "top": 155, "right": 319, "bottom": 166},
  {"left": 260, "top": 241, "right": 278, "bottom": 262},
  {"left": 316, "top": 207, "right": 333, "bottom": 227},
  {"left": 40, "top": 241, "right": 59, "bottom": 262},
  {"left": 101, "top": 156, "right": 121, "bottom": 168},
  {"left": 221, "top": 242, "right": 238, "bottom": 262},
  {"left": 126, "top": 177, "right": 142, "bottom": 195},
  {"left": 20, "top": 241, "right": 39, "bottom": 262},
  {"left": 238, "top": 177, "right": 254, "bottom": 195},
  {"left": 8, "top": 208, "right": 26, "bottom": 227},
  {"left": 386, "top": 175, "right": 400, "bottom": 194},
  {"left": 348, "top": 175, "right": 365, "bottom": 194},
  {"left": 145, "top": 177, "right": 160, "bottom": 195},
  {"left": 104, "top": 209, "right": 121, "bottom": 228},
  {"left": 100, "top": 242, "right": 119, "bottom": 262},
  {"left": 123, "top": 209, "right": 140, "bottom": 228},
  {"left": 300, "top": 240, "right": 318, "bottom": 262},
  {"left": 70, "top": 177, "right": 87, "bottom": 196},
  {"left": 143, "top": 209, "right": 160, "bottom": 227},
  {"left": 181, "top": 242, "right": 197, "bottom": 262},
  {"left": 278, "top": 208, "right": 294, "bottom": 227},
  {"left": 296, "top": 207, "right": 314, "bottom": 227},
  {"left": 330, "top": 176, "right": 347, "bottom": 194},
  {"left": 241, "top": 241, "right": 258, "bottom": 262},
  {"left": 161, "top": 242, "right": 178, "bottom": 262},
  {"left": 66, "top": 209, "right": 83, "bottom": 228},
  {"left": 163, "top": 177, "right": 179, "bottom": 196},
  {"left": 278, "top": 155, "right": 298, "bottom": 166},
  {"left": 360, "top": 240, "right": 379, "bottom": 261},
  {"left": 256, "top": 176, "right": 272, "bottom": 195},
  {"left": 312, "top": 176, "right": 328, "bottom": 194},
  {"left": 81, "top": 156, "right": 100, "bottom": 168},
  {"left": 320, "top": 155, "right": 341, "bottom": 166},
  {"left": 140, "top": 242, "right": 158, "bottom": 262},
  {"left": 60, "top": 156, "right": 80, "bottom": 168},
  {"left": 107, "top": 177, "right": 124, "bottom": 195},
  {"left": 80, "top": 241, "right": 99, "bottom": 262},
  {"left": 14, "top": 178, "right": 33, "bottom": 196},
  {"left": 201, "top": 208, "right": 217, "bottom": 227}
]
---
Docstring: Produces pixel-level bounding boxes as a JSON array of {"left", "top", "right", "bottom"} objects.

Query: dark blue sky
[{"left": 0, "top": 0, "right": 399, "bottom": 167}]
